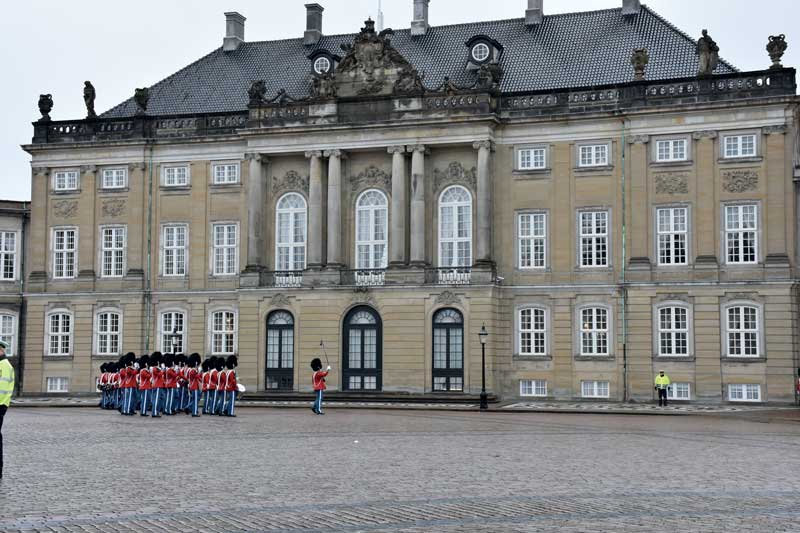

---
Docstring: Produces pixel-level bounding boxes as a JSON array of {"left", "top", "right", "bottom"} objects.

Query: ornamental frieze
[
  {"left": 270, "top": 293, "right": 291, "bottom": 308},
  {"left": 654, "top": 171, "right": 689, "bottom": 195},
  {"left": 433, "top": 162, "right": 477, "bottom": 192},
  {"left": 101, "top": 199, "right": 125, "bottom": 218},
  {"left": 272, "top": 170, "right": 309, "bottom": 195},
  {"left": 435, "top": 291, "right": 462, "bottom": 306},
  {"left": 52, "top": 200, "right": 78, "bottom": 219},
  {"left": 350, "top": 165, "right": 391, "bottom": 193},
  {"left": 722, "top": 170, "right": 759, "bottom": 193}
]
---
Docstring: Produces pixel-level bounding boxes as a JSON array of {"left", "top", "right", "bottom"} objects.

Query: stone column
[
  {"left": 693, "top": 130, "right": 718, "bottom": 267},
  {"left": 244, "top": 153, "right": 266, "bottom": 272},
  {"left": 628, "top": 135, "right": 650, "bottom": 269},
  {"left": 305, "top": 150, "right": 324, "bottom": 268},
  {"left": 408, "top": 145, "right": 427, "bottom": 265},
  {"left": 473, "top": 141, "right": 493, "bottom": 266},
  {"left": 78, "top": 165, "right": 97, "bottom": 281},
  {"left": 325, "top": 149, "right": 343, "bottom": 268},
  {"left": 126, "top": 162, "right": 146, "bottom": 279},
  {"left": 764, "top": 125, "right": 790, "bottom": 268},
  {"left": 388, "top": 145, "right": 407, "bottom": 267}
]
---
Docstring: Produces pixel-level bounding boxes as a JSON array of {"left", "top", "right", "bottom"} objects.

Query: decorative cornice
[
  {"left": 32, "top": 166, "right": 50, "bottom": 177},
  {"left": 324, "top": 149, "right": 343, "bottom": 158},
  {"left": 270, "top": 293, "right": 291, "bottom": 308},
  {"left": 407, "top": 144, "right": 428, "bottom": 154},
  {"left": 473, "top": 140, "right": 493, "bottom": 151},
  {"left": 304, "top": 150, "right": 323, "bottom": 159},
  {"left": 127, "top": 162, "right": 146, "bottom": 171},
  {"left": 692, "top": 130, "right": 718, "bottom": 140},
  {"left": 387, "top": 145, "right": 406, "bottom": 155},
  {"left": 80, "top": 165, "right": 98, "bottom": 174},
  {"left": 763, "top": 124, "right": 788, "bottom": 135},
  {"left": 435, "top": 291, "right": 462, "bottom": 306},
  {"left": 244, "top": 153, "right": 266, "bottom": 162},
  {"left": 627, "top": 134, "right": 650, "bottom": 145}
]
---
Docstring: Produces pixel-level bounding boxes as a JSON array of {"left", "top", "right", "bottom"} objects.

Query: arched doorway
[
  {"left": 342, "top": 306, "right": 382, "bottom": 391},
  {"left": 432, "top": 308, "right": 464, "bottom": 392},
  {"left": 266, "top": 310, "right": 294, "bottom": 390}
]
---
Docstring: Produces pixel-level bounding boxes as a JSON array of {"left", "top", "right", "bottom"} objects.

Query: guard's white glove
[{"left": 326, "top": 365, "right": 331, "bottom": 371}]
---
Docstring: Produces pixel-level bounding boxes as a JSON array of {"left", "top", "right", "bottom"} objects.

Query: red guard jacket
[
  {"left": 152, "top": 367, "right": 166, "bottom": 389},
  {"left": 165, "top": 367, "right": 179, "bottom": 388},
  {"left": 138, "top": 367, "right": 152, "bottom": 390},
  {"left": 224, "top": 369, "right": 237, "bottom": 392},
  {"left": 207, "top": 369, "right": 218, "bottom": 391},
  {"left": 216, "top": 369, "right": 227, "bottom": 392},
  {"left": 313, "top": 370, "right": 329, "bottom": 391},
  {"left": 121, "top": 367, "right": 136, "bottom": 389},
  {"left": 188, "top": 368, "right": 201, "bottom": 391},
  {"left": 201, "top": 371, "right": 210, "bottom": 392}
]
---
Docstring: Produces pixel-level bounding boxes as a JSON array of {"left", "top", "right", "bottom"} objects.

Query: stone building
[
  {"left": 20, "top": 0, "right": 800, "bottom": 403},
  {"left": 0, "top": 200, "right": 30, "bottom": 394}
]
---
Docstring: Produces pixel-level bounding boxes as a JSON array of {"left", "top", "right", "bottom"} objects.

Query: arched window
[
  {"left": 160, "top": 310, "right": 186, "bottom": 354},
  {"left": 47, "top": 311, "right": 73, "bottom": 356},
  {"left": 433, "top": 308, "right": 464, "bottom": 392},
  {"left": 725, "top": 304, "right": 760, "bottom": 358},
  {"left": 518, "top": 307, "right": 547, "bottom": 356},
  {"left": 0, "top": 313, "right": 17, "bottom": 356},
  {"left": 657, "top": 305, "right": 690, "bottom": 356},
  {"left": 343, "top": 306, "right": 382, "bottom": 391},
  {"left": 275, "top": 193, "right": 307, "bottom": 271},
  {"left": 438, "top": 186, "right": 472, "bottom": 268},
  {"left": 266, "top": 310, "right": 294, "bottom": 390},
  {"left": 579, "top": 307, "right": 609, "bottom": 356},
  {"left": 355, "top": 190, "right": 388, "bottom": 269},
  {"left": 95, "top": 310, "right": 122, "bottom": 356},
  {"left": 210, "top": 310, "right": 236, "bottom": 355}
]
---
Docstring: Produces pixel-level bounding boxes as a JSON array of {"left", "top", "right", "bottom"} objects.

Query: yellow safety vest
[
  {"left": 654, "top": 374, "right": 671, "bottom": 389},
  {"left": 0, "top": 358, "right": 14, "bottom": 407}
]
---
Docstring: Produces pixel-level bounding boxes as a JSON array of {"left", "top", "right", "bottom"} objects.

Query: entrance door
[
  {"left": 432, "top": 308, "right": 464, "bottom": 391},
  {"left": 342, "top": 306, "right": 382, "bottom": 391},
  {"left": 266, "top": 310, "right": 294, "bottom": 390}
]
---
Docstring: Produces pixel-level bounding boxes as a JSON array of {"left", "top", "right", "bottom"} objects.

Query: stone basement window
[
  {"left": 46, "top": 377, "right": 69, "bottom": 393},
  {"left": 728, "top": 383, "right": 761, "bottom": 402},
  {"left": 581, "top": 380, "right": 609, "bottom": 398},
  {"left": 667, "top": 382, "right": 691, "bottom": 401},
  {"left": 520, "top": 379, "right": 547, "bottom": 397}
]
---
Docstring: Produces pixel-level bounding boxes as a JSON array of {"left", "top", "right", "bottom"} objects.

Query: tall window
[
  {"left": 655, "top": 139, "right": 687, "bottom": 162},
  {"left": 578, "top": 144, "right": 608, "bottom": 167},
  {"left": 726, "top": 305, "right": 760, "bottom": 357},
  {"left": 101, "top": 227, "right": 126, "bottom": 278},
  {"left": 657, "top": 207, "right": 687, "bottom": 265},
  {"left": 275, "top": 193, "right": 307, "bottom": 271},
  {"left": 53, "top": 228, "right": 77, "bottom": 279},
  {"left": 0, "top": 314, "right": 15, "bottom": 356},
  {"left": 160, "top": 311, "right": 185, "bottom": 354},
  {"left": 211, "top": 310, "right": 236, "bottom": 355},
  {"left": 0, "top": 231, "right": 17, "bottom": 280},
  {"left": 432, "top": 308, "right": 464, "bottom": 392},
  {"left": 728, "top": 383, "right": 761, "bottom": 402},
  {"left": 101, "top": 168, "right": 127, "bottom": 189},
  {"left": 47, "top": 312, "right": 72, "bottom": 356},
  {"left": 96, "top": 311, "right": 121, "bottom": 356},
  {"left": 579, "top": 211, "right": 608, "bottom": 267},
  {"left": 162, "top": 225, "right": 187, "bottom": 276},
  {"left": 658, "top": 306, "right": 689, "bottom": 356},
  {"left": 212, "top": 223, "right": 238, "bottom": 276},
  {"left": 723, "top": 134, "right": 756, "bottom": 159},
  {"left": 518, "top": 213, "right": 546, "bottom": 269},
  {"left": 580, "top": 307, "right": 609, "bottom": 356},
  {"left": 212, "top": 163, "right": 239, "bottom": 185},
  {"left": 581, "top": 380, "right": 609, "bottom": 398},
  {"left": 266, "top": 311, "right": 294, "bottom": 390},
  {"left": 164, "top": 166, "right": 189, "bottom": 187},
  {"left": 725, "top": 205, "right": 758, "bottom": 264},
  {"left": 439, "top": 186, "right": 472, "bottom": 267},
  {"left": 519, "top": 307, "right": 546, "bottom": 356},
  {"left": 355, "top": 190, "right": 388, "bottom": 269},
  {"left": 53, "top": 171, "right": 78, "bottom": 191}
]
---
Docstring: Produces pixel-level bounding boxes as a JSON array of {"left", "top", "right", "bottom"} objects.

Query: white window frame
[
  {"left": 581, "top": 380, "right": 610, "bottom": 398},
  {"left": 52, "top": 227, "right": 78, "bottom": 279},
  {"left": 93, "top": 308, "right": 123, "bottom": 357},
  {"left": 52, "top": 170, "right": 79, "bottom": 192},
  {"left": 45, "top": 309, "right": 73, "bottom": 357},
  {"left": 209, "top": 308, "right": 237, "bottom": 356},
  {"left": 722, "top": 134, "right": 758, "bottom": 159},
  {"left": 0, "top": 312, "right": 18, "bottom": 357},
  {"left": 275, "top": 193, "right": 308, "bottom": 272},
  {"left": 578, "top": 210, "right": 610, "bottom": 268},
  {"left": 313, "top": 56, "right": 331, "bottom": 74},
  {"left": 161, "top": 224, "right": 188, "bottom": 277},
  {"left": 162, "top": 165, "right": 190, "bottom": 187},
  {"left": 471, "top": 42, "right": 490, "bottom": 62},
  {"left": 101, "top": 168, "right": 128, "bottom": 189},
  {"left": 577, "top": 305, "right": 611, "bottom": 357},
  {"left": 212, "top": 162, "right": 240, "bottom": 185},
  {"left": 519, "top": 379, "right": 548, "bottom": 397},
  {"left": 655, "top": 303, "right": 693, "bottom": 357},
  {"left": 724, "top": 204, "right": 759, "bottom": 265},
  {"left": 438, "top": 186, "right": 473, "bottom": 268},
  {"left": 516, "top": 146, "right": 547, "bottom": 171},
  {"left": 46, "top": 376, "right": 70, "bottom": 393},
  {"left": 517, "top": 306, "right": 548, "bottom": 357},
  {"left": 211, "top": 222, "right": 239, "bottom": 276},
  {"left": 355, "top": 189, "right": 389, "bottom": 270},
  {"left": 654, "top": 139, "right": 688, "bottom": 162},
  {"left": 727, "top": 383, "right": 762, "bottom": 402},
  {"left": 577, "top": 143, "right": 610, "bottom": 168},
  {"left": 159, "top": 309, "right": 187, "bottom": 354},
  {"left": 656, "top": 206, "right": 689, "bottom": 266},
  {"left": 99, "top": 225, "right": 126, "bottom": 278},
  {"left": 667, "top": 382, "right": 691, "bottom": 401},
  {"left": 517, "top": 212, "right": 547, "bottom": 269},
  {"left": 723, "top": 302, "right": 762, "bottom": 358},
  {"left": 0, "top": 230, "right": 19, "bottom": 281}
]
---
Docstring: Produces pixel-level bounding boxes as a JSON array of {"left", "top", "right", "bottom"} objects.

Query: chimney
[
  {"left": 526, "top": 0, "right": 543, "bottom": 26},
  {"left": 223, "top": 12, "right": 246, "bottom": 52},
  {"left": 304, "top": 3, "right": 324, "bottom": 46},
  {"left": 411, "top": 0, "right": 430, "bottom": 37},
  {"left": 622, "top": 0, "right": 641, "bottom": 17}
]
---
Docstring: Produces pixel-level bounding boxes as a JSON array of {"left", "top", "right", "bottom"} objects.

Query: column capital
[
  {"left": 387, "top": 145, "right": 406, "bottom": 155},
  {"left": 32, "top": 166, "right": 50, "bottom": 177},
  {"left": 407, "top": 144, "right": 428, "bottom": 154},
  {"left": 692, "top": 130, "right": 718, "bottom": 140},
  {"left": 305, "top": 150, "right": 323, "bottom": 159},
  {"left": 627, "top": 134, "right": 650, "bottom": 145},
  {"left": 128, "top": 162, "right": 146, "bottom": 171},
  {"left": 764, "top": 124, "right": 788, "bottom": 135},
  {"left": 244, "top": 152, "right": 267, "bottom": 162},
  {"left": 80, "top": 165, "right": 98, "bottom": 174},
  {"left": 323, "top": 149, "right": 343, "bottom": 158},
  {"left": 473, "top": 140, "right": 494, "bottom": 151}
]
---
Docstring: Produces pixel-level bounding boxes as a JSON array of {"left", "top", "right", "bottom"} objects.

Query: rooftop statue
[
  {"left": 134, "top": 87, "right": 150, "bottom": 115},
  {"left": 84, "top": 81, "right": 97, "bottom": 119},
  {"left": 630, "top": 48, "right": 649, "bottom": 81},
  {"left": 696, "top": 29, "right": 719, "bottom": 77}
]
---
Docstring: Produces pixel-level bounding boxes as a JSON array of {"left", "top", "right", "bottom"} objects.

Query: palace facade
[{"left": 18, "top": 0, "right": 800, "bottom": 403}]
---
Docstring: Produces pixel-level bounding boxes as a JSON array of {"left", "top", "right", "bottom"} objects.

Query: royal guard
[
  {"left": 150, "top": 352, "right": 165, "bottom": 417},
  {"left": 187, "top": 353, "right": 202, "bottom": 417},
  {"left": 310, "top": 358, "right": 330, "bottom": 415},
  {"left": 222, "top": 355, "right": 239, "bottom": 417},
  {"left": 98, "top": 363, "right": 109, "bottom": 409},
  {"left": 122, "top": 353, "right": 138, "bottom": 416},
  {"left": 214, "top": 357, "right": 227, "bottom": 415},
  {"left": 137, "top": 354, "right": 152, "bottom": 416},
  {"left": 178, "top": 354, "right": 190, "bottom": 414},
  {"left": 164, "top": 354, "right": 178, "bottom": 415},
  {"left": 201, "top": 358, "right": 213, "bottom": 414},
  {"left": 114, "top": 359, "right": 124, "bottom": 411},
  {"left": 206, "top": 357, "right": 219, "bottom": 415}
]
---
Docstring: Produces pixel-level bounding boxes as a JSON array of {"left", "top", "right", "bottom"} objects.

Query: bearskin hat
[
  {"left": 189, "top": 353, "right": 201, "bottom": 367},
  {"left": 100, "top": 363, "right": 107, "bottom": 373},
  {"left": 124, "top": 352, "right": 136, "bottom": 366},
  {"left": 164, "top": 353, "right": 175, "bottom": 367},
  {"left": 201, "top": 359, "right": 210, "bottom": 372},
  {"left": 150, "top": 352, "right": 162, "bottom": 367},
  {"left": 176, "top": 353, "right": 187, "bottom": 366},
  {"left": 225, "top": 355, "right": 238, "bottom": 369},
  {"left": 139, "top": 354, "right": 150, "bottom": 368},
  {"left": 214, "top": 357, "right": 225, "bottom": 371},
  {"left": 310, "top": 358, "right": 323, "bottom": 371}
]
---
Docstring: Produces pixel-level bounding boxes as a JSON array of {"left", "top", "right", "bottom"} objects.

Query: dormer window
[
  {"left": 471, "top": 43, "right": 490, "bottom": 63},
  {"left": 313, "top": 56, "right": 331, "bottom": 75},
  {"left": 465, "top": 35, "right": 503, "bottom": 70},
  {"left": 308, "top": 50, "right": 340, "bottom": 76}
]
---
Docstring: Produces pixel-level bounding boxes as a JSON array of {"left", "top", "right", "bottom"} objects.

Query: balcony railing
[
  {"left": 341, "top": 269, "right": 386, "bottom": 287},
  {"left": 426, "top": 267, "right": 472, "bottom": 285},
  {"left": 267, "top": 271, "right": 303, "bottom": 288}
]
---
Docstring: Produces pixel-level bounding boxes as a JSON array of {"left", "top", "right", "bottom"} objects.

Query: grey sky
[{"left": 1, "top": 0, "right": 796, "bottom": 201}]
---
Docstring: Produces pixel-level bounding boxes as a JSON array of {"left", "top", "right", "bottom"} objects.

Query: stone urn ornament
[
  {"left": 38, "top": 94, "right": 53, "bottom": 121},
  {"left": 134, "top": 87, "right": 149, "bottom": 115},
  {"left": 630, "top": 48, "right": 649, "bottom": 80},
  {"left": 766, "top": 34, "right": 788, "bottom": 70}
]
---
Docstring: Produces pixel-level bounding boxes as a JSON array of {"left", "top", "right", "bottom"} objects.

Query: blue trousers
[
  {"left": 190, "top": 390, "right": 200, "bottom": 416},
  {"left": 313, "top": 390, "right": 323, "bottom": 413},
  {"left": 222, "top": 390, "right": 237, "bottom": 416},
  {"left": 202, "top": 390, "right": 210, "bottom": 414},
  {"left": 151, "top": 388, "right": 164, "bottom": 417},
  {"left": 122, "top": 388, "right": 136, "bottom": 415},
  {"left": 214, "top": 389, "right": 225, "bottom": 415},
  {"left": 165, "top": 388, "right": 176, "bottom": 415},
  {"left": 139, "top": 389, "right": 150, "bottom": 416}
]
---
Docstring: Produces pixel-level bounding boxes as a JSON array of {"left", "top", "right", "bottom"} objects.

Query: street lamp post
[{"left": 478, "top": 323, "right": 488, "bottom": 410}]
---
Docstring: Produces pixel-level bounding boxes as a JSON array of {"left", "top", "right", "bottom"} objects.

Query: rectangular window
[
  {"left": 161, "top": 312, "right": 185, "bottom": 354},
  {"left": 0, "top": 314, "right": 15, "bottom": 356},
  {"left": 101, "top": 227, "right": 126, "bottom": 278},
  {"left": 658, "top": 306, "right": 689, "bottom": 356},
  {"left": 580, "top": 307, "right": 609, "bottom": 356},
  {"left": 212, "top": 163, "right": 239, "bottom": 185},
  {"left": 211, "top": 311, "right": 236, "bottom": 355},
  {"left": 728, "top": 383, "right": 761, "bottom": 402},
  {"left": 96, "top": 312, "right": 121, "bottom": 356},
  {"left": 212, "top": 224, "right": 238, "bottom": 275},
  {"left": 723, "top": 135, "right": 757, "bottom": 159},
  {"left": 53, "top": 171, "right": 78, "bottom": 191},
  {"left": 53, "top": 228, "right": 77, "bottom": 279},
  {"left": 517, "top": 147, "right": 546, "bottom": 170},
  {"left": 725, "top": 205, "right": 758, "bottom": 264},
  {"left": 47, "top": 313, "right": 72, "bottom": 356},
  {"left": 0, "top": 231, "right": 17, "bottom": 280},
  {"left": 519, "top": 308, "right": 546, "bottom": 356},
  {"left": 164, "top": 166, "right": 189, "bottom": 187},
  {"left": 581, "top": 380, "right": 610, "bottom": 398},
  {"left": 162, "top": 225, "right": 187, "bottom": 276},
  {"left": 101, "top": 168, "right": 127, "bottom": 189},
  {"left": 46, "top": 377, "right": 69, "bottom": 393},
  {"left": 726, "top": 305, "right": 760, "bottom": 357},
  {"left": 579, "top": 211, "right": 608, "bottom": 267},
  {"left": 657, "top": 207, "right": 688, "bottom": 265},
  {"left": 667, "top": 382, "right": 691, "bottom": 401},
  {"left": 520, "top": 379, "right": 547, "bottom": 397},
  {"left": 655, "top": 139, "right": 687, "bottom": 162},
  {"left": 518, "top": 213, "right": 546, "bottom": 269},
  {"left": 578, "top": 144, "right": 609, "bottom": 167}
]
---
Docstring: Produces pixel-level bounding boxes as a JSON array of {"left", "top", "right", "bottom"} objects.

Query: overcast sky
[{"left": 1, "top": 0, "right": 796, "bottom": 201}]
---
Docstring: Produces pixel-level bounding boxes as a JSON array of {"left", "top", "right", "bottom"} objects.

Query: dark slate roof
[{"left": 102, "top": 5, "right": 736, "bottom": 118}]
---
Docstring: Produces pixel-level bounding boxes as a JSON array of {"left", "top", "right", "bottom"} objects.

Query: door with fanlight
[
  {"left": 432, "top": 308, "right": 464, "bottom": 392},
  {"left": 342, "top": 306, "right": 382, "bottom": 391},
  {"left": 266, "top": 310, "right": 294, "bottom": 390}
]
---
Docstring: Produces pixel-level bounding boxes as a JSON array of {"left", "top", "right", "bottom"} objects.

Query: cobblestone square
[{"left": 1, "top": 407, "right": 799, "bottom": 532}]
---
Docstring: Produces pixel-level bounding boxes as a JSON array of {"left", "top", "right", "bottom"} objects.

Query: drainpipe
[
  {"left": 143, "top": 143, "right": 155, "bottom": 352},
  {"left": 620, "top": 118, "right": 629, "bottom": 403},
  {"left": 16, "top": 203, "right": 29, "bottom": 396}
]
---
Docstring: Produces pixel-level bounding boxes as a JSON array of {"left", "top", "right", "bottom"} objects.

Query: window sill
[
  {"left": 43, "top": 355, "right": 74, "bottom": 361},
  {"left": 512, "top": 169, "right": 551, "bottom": 178},
  {"left": 650, "top": 160, "right": 693, "bottom": 168},
  {"left": 721, "top": 357, "right": 766, "bottom": 364},
  {"left": 574, "top": 355, "right": 615, "bottom": 362},
  {"left": 654, "top": 356, "right": 695, "bottom": 362},
  {"left": 51, "top": 189, "right": 81, "bottom": 196},
  {"left": 98, "top": 187, "right": 130, "bottom": 195},
  {"left": 514, "top": 355, "right": 552, "bottom": 361},
  {"left": 160, "top": 186, "right": 192, "bottom": 194},
  {"left": 209, "top": 183, "right": 242, "bottom": 191},
  {"left": 574, "top": 165, "right": 614, "bottom": 174},
  {"left": 717, "top": 156, "right": 763, "bottom": 165},
  {"left": 91, "top": 354, "right": 122, "bottom": 360}
]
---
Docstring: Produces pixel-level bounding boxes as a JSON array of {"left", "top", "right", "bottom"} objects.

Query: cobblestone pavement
[{"left": 1, "top": 408, "right": 799, "bottom": 532}]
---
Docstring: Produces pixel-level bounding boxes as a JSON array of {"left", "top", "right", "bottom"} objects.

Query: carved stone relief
[
  {"left": 435, "top": 291, "right": 462, "bottom": 306},
  {"left": 654, "top": 172, "right": 689, "bottom": 195},
  {"left": 52, "top": 200, "right": 78, "bottom": 218},
  {"left": 433, "top": 162, "right": 477, "bottom": 192},
  {"left": 272, "top": 170, "right": 309, "bottom": 195},
  {"left": 722, "top": 170, "right": 759, "bottom": 193},
  {"left": 270, "top": 293, "right": 291, "bottom": 307},
  {"left": 102, "top": 199, "right": 125, "bottom": 218},
  {"left": 350, "top": 165, "right": 391, "bottom": 193},
  {"left": 351, "top": 291, "right": 378, "bottom": 308}
]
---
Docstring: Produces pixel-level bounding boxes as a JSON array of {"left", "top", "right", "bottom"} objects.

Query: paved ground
[{"left": 1, "top": 407, "right": 799, "bottom": 532}]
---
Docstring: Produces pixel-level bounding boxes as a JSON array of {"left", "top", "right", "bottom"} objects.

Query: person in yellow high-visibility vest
[
  {"left": 0, "top": 339, "right": 15, "bottom": 479},
  {"left": 654, "top": 370, "right": 671, "bottom": 407}
]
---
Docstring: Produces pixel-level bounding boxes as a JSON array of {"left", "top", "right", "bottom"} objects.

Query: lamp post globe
[{"left": 479, "top": 324, "right": 488, "bottom": 410}]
